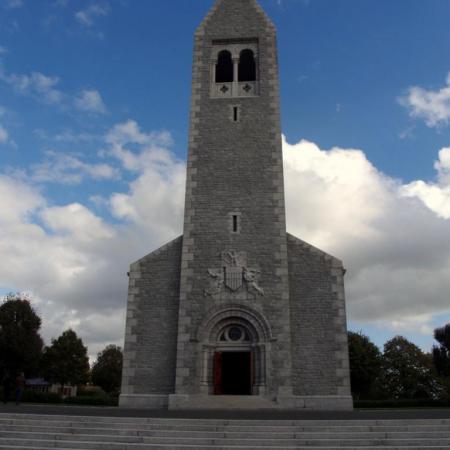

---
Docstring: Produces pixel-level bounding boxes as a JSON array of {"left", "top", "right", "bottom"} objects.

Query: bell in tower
[{"left": 120, "top": 0, "right": 352, "bottom": 411}]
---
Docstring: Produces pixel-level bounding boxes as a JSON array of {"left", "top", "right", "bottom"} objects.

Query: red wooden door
[{"left": 213, "top": 351, "right": 222, "bottom": 395}]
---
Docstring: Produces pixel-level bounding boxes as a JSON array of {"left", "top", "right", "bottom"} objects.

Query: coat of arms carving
[
  {"left": 204, "top": 250, "right": 264, "bottom": 297},
  {"left": 223, "top": 251, "right": 244, "bottom": 291}
]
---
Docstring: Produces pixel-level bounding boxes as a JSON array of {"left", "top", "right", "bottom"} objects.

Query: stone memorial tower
[{"left": 120, "top": 0, "right": 352, "bottom": 410}]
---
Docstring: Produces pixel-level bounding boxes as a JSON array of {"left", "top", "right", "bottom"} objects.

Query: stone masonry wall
[
  {"left": 287, "top": 233, "right": 351, "bottom": 397},
  {"left": 121, "top": 236, "right": 182, "bottom": 398}
]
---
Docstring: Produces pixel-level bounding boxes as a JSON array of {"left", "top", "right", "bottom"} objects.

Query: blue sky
[{"left": 1, "top": 0, "right": 450, "bottom": 358}]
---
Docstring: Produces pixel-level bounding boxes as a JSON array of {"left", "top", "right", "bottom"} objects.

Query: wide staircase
[{"left": 1, "top": 413, "right": 450, "bottom": 449}]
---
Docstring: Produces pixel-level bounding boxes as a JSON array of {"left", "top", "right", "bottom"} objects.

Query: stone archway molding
[{"left": 196, "top": 303, "right": 274, "bottom": 343}]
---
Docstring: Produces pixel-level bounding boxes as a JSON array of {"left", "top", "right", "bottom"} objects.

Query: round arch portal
[{"left": 197, "top": 305, "right": 272, "bottom": 396}]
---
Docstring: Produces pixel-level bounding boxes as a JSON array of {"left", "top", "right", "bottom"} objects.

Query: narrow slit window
[
  {"left": 232, "top": 215, "right": 238, "bottom": 232},
  {"left": 233, "top": 106, "right": 239, "bottom": 122}
]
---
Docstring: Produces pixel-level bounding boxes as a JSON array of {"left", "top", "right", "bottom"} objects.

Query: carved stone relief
[{"left": 204, "top": 250, "right": 264, "bottom": 297}]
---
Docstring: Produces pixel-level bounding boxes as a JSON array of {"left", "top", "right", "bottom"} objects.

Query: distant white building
[{"left": 26, "top": 378, "right": 77, "bottom": 398}]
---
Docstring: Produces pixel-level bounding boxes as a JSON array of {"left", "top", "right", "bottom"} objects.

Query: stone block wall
[
  {"left": 119, "top": 236, "right": 182, "bottom": 407},
  {"left": 287, "top": 233, "right": 351, "bottom": 397}
]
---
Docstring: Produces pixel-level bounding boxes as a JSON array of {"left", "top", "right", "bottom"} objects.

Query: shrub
[
  {"left": 0, "top": 388, "right": 117, "bottom": 406},
  {"left": 355, "top": 398, "right": 450, "bottom": 409},
  {"left": 64, "top": 395, "right": 118, "bottom": 407},
  {"left": 21, "top": 390, "right": 62, "bottom": 404},
  {"left": 77, "top": 386, "right": 105, "bottom": 397}
]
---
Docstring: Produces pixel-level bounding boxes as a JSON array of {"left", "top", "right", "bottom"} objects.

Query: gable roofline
[{"left": 287, "top": 233, "right": 344, "bottom": 267}]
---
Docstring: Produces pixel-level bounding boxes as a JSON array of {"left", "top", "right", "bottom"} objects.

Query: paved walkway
[{"left": 1, "top": 403, "right": 450, "bottom": 420}]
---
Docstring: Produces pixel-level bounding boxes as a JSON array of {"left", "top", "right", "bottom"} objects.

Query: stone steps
[
  {"left": 1, "top": 447, "right": 450, "bottom": 450},
  {"left": 168, "top": 395, "right": 279, "bottom": 410},
  {"left": 3, "top": 414, "right": 450, "bottom": 428},
  {"left": 3, "top": 426, "right": 450, "bottom": 439},
  {"left": 1, "top": 413, "right": 450, "bottom": 449},
  {"left": 3, "top": 435, "right": 450, "bottom": 447}
]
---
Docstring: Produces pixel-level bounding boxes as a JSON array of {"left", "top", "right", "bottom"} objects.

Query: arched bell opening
[
  {"left": 215, "top": 50, "right": 234, "bottom": 83},
  {"left": 238, "top": 49, "right": 256, "bottom": 82},
  {"left": 197, "top": 307, "right": 271, "bottom": 396},
  {"left": 210, "top": 43, "right": 259, "bottom": 98}
]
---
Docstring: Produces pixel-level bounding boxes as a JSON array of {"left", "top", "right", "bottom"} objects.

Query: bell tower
[
  {"left": 169, "top": 0, "right": 294, "bottom": 408},
  {"left": 120, "top": 0, "right": 353, "bottom": 411}
]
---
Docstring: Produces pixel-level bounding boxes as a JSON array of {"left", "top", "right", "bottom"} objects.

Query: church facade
[{"left": 119, "top": 0, "right": 352, "bottom": 411}]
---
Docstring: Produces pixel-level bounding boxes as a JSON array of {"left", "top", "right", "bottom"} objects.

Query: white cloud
[
  {"left": 75, "top": 3, "right": 109, "bottom": 27},
  {"left": 41, "top": 203, "right": 115, "bottom": 243},
  {"left": 284, "top": 139, "right": 390, "bottom": 245},
  {"left": 106, "top": 120, "right": 172, "bottom": 148},
  {"left": 398, "top": 125, "right": 415, "bottom": 140},
  {"left": 400, "top": 147, "right": 450, "bottom": 219},
  {"left": 401, "top": 181, "right": 450, "bottom": 220},
  {"left": 54, "top": 131, "right": 96, "bottom": 143},
  {"left": 105, "top": 120, "right": 173, "bottom": 172},
  {"left": 74, "top": 89, "right": 107, "bottom": 114},
  {"left": 109, "top": 160, "right": 185, "bottom": 239},
  {"left": 0, "top": 106, "right": 10, "bottom": 143},
  {"left": 0, "top": 174, "right": 44, "bottom": 224},
  {"left": 0, "top": 69, "right": 64, "bottom": 105},
  {"left": 0, "top": 66, "right": 106, "bottom": 116},
  {"left": 435, "top": 147, "right": 450, "bottom": 185},
  {"left": 0, "top": 124, "right": 8, "bottom": 143},
  {"left": 0, "top": 121, "right": 183, "bottom": 353},
  {"left": 386, "top": 314, "right": 434, "bottom": 337},
  {"left": 34, "top": 128, "right": 97, "bottom": 143},
  {"left": 0, "top": 45, "right": 7, "bottom": 55},
  {"left": 32, "top": 151, "right": 119, "bottom": 185},
  {"left": 283, "top": 137, "right": 450, "bottom": 333},
  {"left": 400, "top": 73, "right": 450, "bottom": 128},
  {"left": 106, "top": 120, "right": 185, "bottom": 239},
  {"left": 2, "top": 122, "right": 450, "bottom": 356},
  {"left": 0, "top": 174, "right": 126, "bottom": 355},
  {"left": 3, "top": 0, "right": 23, "bottom": 10}
]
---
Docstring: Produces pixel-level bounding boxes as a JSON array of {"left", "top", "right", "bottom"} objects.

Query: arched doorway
[
  {"left": 213, "top": 324, "right": 253, "bottom": 395},
  {"left": 197, "top": 305, "right": 272, "bottom": 396}
]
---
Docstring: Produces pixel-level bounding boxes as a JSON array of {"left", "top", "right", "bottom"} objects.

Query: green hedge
[
  {"left": 0, "top": 390, "right": 63, "bottom": 404},
  {"left": 22, "top": 391, "right": 63, "bottom": 404},
  {"left": 5, "top": 390, "right": 449, "bottom": 409},
  {"left": 64, "top": 395, "right": 118, "bottom": 407},
  {"left": 77, "top": 386, "right": 106, "bottom": 397},
  {"left": 0, "top": 389, "right": 62, "bottom": 403},
  {"left": 355, "top": 398, "right": 450, "bottom": 408},
  {"left": 0, "top": 389, "right": 118, "bottom": 406}
]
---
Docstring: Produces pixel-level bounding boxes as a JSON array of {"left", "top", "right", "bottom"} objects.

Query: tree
[
  {"left": 433, "top": 324, "right": 450, "bottom": 378},
  {"left": 0, "top": 293, "right": 43, "bottom": 376},
  {"left": 347, "top": 331, "right": 382, "bottom": 399},
  {"left": 41, "top": 329, "right": 89, "bottom": 392},
  {"left": 91, "top": 345, "right": 123, "bottom": 395},
  {"left": 380, "top": 336, "right": 444, "bottom": 400}
]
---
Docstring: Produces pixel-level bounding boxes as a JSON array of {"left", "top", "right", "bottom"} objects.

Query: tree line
[
  {"left": 1, "top": 293, "right": 450, "bottom": 402},
  {"left": 349, "top": 329, "right": 450, "bottom": 401},
  {"left": 0, "top": 294, "right": 123, "bottom": 397}
]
